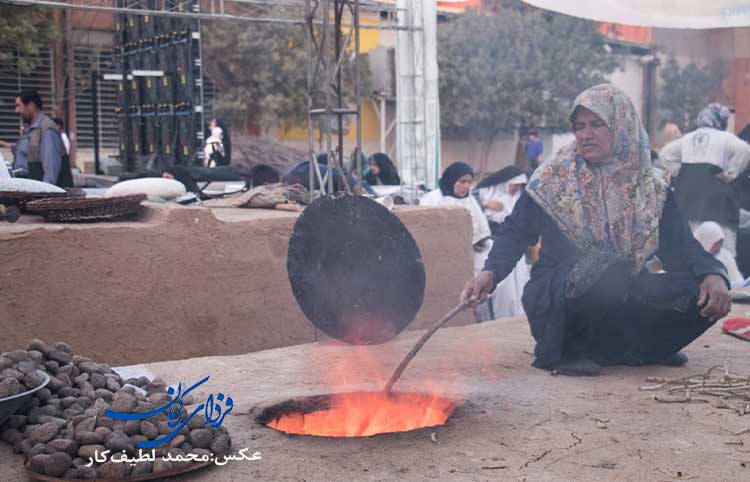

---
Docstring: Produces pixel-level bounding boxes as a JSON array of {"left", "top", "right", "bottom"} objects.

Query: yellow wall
[
  {"left": 279, "top": 15, "right": 381, "bottom": 143},
  {"left": 280, "top": 98, "right": 380, "bottom": 143},
  {"left": 357, "top": 16, "right": 381, "bottom": 53}
]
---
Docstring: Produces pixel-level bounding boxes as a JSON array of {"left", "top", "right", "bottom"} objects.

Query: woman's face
[
  {"left": 573, "top": 108, "right": 614, "bottom": 163},
  {"left": 369, "top": 159, "right": 380, "bottom": 175},
  {"left": 453, "top": 174, "right": 473, "bottom": 198},
  {"left": 209, "top": 118, "right": 218, "bottom": 131}
]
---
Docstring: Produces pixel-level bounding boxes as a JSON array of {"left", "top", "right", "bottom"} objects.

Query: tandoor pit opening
[{"left": 255, "top": 391, "right": 458, "bottom": 438}]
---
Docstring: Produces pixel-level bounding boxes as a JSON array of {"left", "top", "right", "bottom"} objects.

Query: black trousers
[{"left": 564, "top": 264, "right": 715, "bottom": 366}]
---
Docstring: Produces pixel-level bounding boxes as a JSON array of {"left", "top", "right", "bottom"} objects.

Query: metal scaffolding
[
  {"left": 11, "top": 0, "right": 438, "bottom": 194},
  {"left": 304, "top": 0, "right": 361, "bottom": 196},
  {"left": 11, "top": 0, "right": 405, "bottom": 30},
  {"left": 396, "top": 0, "right": 440, "bottom": 193}
]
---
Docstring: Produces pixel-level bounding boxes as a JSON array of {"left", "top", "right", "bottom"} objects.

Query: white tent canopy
[{"left": 523, "top": 0, "right": 750, "bottom": 29}]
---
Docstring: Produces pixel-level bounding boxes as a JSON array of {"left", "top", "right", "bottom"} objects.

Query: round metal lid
[{"left": 287, "top": 193, "right": 426, "bottom": 344}]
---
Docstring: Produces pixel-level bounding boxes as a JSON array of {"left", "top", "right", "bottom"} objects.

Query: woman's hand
[
  {"left": 698, "top": 274, "right": 732, "bottom": 321},
  {"left": 482, "top": 200, "right": 503, "bottom": 211},
  {"left": 460, "top": 271, "right": 495, "bottom": 307},
  {"left": 717, "top": 171, "right": 732, "bottom": 183}
]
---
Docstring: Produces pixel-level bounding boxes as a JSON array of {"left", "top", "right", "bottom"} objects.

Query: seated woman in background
[
  {"left": 694, "top": 221, "right": 744, "bottom": 284},
  {"left": 365, "top": 153, "right": 401, "bottom": 186},
  {"left": 249, "top": 164, "right": 281, "bottom": 187},
  {"left": 421, "top": 162, "right": 492, "bottom": 278},
  {"left": 475, "top": 165, "right": 529, "bottom": 236},
  {"left": 283, "top": 153, "right": 368, "bottom": 194},
  {"left": 475, "top": 166, "right": 530, "bottom": 317},
  {"left": 461, "top": 84, "right": 731, "bottom": 376}
]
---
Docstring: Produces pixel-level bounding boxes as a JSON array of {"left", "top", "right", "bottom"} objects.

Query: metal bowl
[{"left": 0, "top": 370, "right": 50, "bottom": 427}]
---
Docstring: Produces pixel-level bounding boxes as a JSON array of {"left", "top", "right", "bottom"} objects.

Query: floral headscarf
[
  {"left": 696, "top": 103, "right": 730, "bottom": 130},
  {"left": 526, "top": 84, "right": 668, "bottom": 281}
]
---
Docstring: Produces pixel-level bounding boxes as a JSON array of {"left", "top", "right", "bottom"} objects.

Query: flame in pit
[
  {"left": 264, "top": 318, "right": 465, "bottom": 437},
  {"left": 266, "top": 391, "right": 457, "bottom": 437}
]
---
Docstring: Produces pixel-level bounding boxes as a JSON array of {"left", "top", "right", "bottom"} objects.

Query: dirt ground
[{"left": 3, "top": 310, "right": 750, "bottom": 482}]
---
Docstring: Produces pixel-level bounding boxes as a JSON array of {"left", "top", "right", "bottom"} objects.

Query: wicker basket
[
  {"left": 25, "top": 194, "right": 146, "bottom": 222},
  {"left": 0, "top": 190, "right": 80, "bottom": 211}
]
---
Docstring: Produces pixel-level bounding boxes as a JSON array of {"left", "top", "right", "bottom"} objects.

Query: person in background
[
  {"left": 53, "top": 117, "right": 70, "bottom": 155},
  {"left": 462, "top": 84, "right": 731, "bottom": 376},
  {"left": 475, "top": 165, "right": 530, "bottom": 317},
  {"left": 208, "top": 118, "right": 231, "bottom": 165},
  {"left": 346, "top": 148, "right": 367, "bottom": 176},
  {"left": 162, "top": 165, "right": 202, "bottom": 195},
  {"left": 525, "top": 129, "right": 544, "bottom": 173},
  {"left": 365, "top": 153, "right": 401, "bottom": 186},
  {"left": 343, "top": 148, "right": 376, "bottom": 195},
  {"left": 660, "top": 103, "right": 750, "bottom": 256},
  {"left": 203, "top": 126, "right": 225, "bottom": 168},
  {"left": 51, "top": 117, "right": 74, "bottom": 188},
  {"left": 249, "top": 164, "right": 280, "bottom": 187},
  {"left": 694, "top": 221, "right": 744, "bottom": 284},
  {"left": 421, "top": 162, "right": 493, "bottom": 320},
  {"left": 283, "top": 153, "right": 364, "bottom": 193},
  {"left": 475, "top": 165, "right": 528, "bottom": 236},
  {"left": 7, "top": 90, "right": 65, "bottom": 186},
  {"left": 663, "top": 123, "right": 682, "bottom": 146}
]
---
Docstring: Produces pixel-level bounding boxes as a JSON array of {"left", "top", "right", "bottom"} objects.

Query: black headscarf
[
  {"left": 365, "top": 153, "right": 401, "bottom": 186},
  {"left": 475, "top": 165, "right": 524, "bottom": 189},
  {"left": 163, "top": 165, "right": 202, "bottom": 195},
  {"left": 250, "top": 164, "right": 280, "bottom": 186},
  {"left": 439, "top": 162, "right": 474, "bottom": 198}
]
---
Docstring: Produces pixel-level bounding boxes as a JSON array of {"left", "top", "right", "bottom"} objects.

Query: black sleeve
[
  {"left": 657, "top": 190, "right": 730, "bottom": 287},
  {"left": 482, "top": 191, "right": 542, "bottom": 284}
]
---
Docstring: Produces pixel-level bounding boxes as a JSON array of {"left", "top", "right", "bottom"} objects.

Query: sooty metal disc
[{"left": 287, "top": 193, "right": 426, "bottom": 344}]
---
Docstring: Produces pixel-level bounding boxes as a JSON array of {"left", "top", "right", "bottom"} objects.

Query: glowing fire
[{"left": 266, "top": 391, "right": 457, "bottom": 437}]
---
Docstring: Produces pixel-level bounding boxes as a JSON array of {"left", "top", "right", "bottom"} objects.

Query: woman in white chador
[
  {"left": 421, "top": 162, "right": 493, "bottom": 320},
  {"left": 693, "top": 221, "right": 744, "bottom": 284},
  {"left": 475, "top": 166, "right": 531, "bottom": 317}
]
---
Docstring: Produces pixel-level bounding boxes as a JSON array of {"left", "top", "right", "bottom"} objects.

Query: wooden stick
[{"left": 353, "top": 302, "right": 469, "bottom": 437}]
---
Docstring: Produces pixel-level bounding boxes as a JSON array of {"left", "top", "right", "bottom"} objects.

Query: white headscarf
[
  {"left": 478, "top": 173, "right": 528, "bottom": 225},
  {"left": 693, "top": 221, "right": 725, "bottom": 252},
  {"left": 507, "top": 173, "right": 528, "bottom": 187},
  {"left": 694, "top": 221, "right": 743, "bottom": 283}
]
